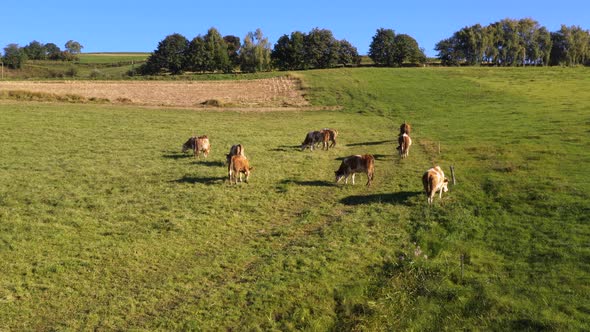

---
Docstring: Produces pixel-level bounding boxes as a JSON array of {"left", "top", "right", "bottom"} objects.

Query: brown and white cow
[
  {"left": 194, "top": 135, "right": 210, "bottom": 158},
  {"left": 422, "top": 166, "right": 449, "bottom": 205},
  {"left": 399, "top": 122, "right": 411, "bottom": 135},
  {"left": 226, "top": 144, "right": 245, "bottom": 164},
  {"left": 301, "top": 131, "right": 325, "bottom": 151},
  {"left": 321, "top": 128, "right": 338, "bottom": 148},
  {"left": 396, "top": 133, "right": 412, "bottom": 158},
  {"left": 335, "top": 154, "right": 375, "bottom": 186},
  {"left": 228, "top": 155, "right": 252, "bottom": 184},
  {"left": 182, "top": 135, "right": 210, "bottom": 158}
]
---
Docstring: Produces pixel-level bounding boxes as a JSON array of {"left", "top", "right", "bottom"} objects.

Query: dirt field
[{"left": 0, "top": 76, "right": 309, "bottom": 110}]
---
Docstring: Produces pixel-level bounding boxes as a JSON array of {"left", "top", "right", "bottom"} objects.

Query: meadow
[{"left": 0, "top": 67, "right": 588, "bottom": 330}]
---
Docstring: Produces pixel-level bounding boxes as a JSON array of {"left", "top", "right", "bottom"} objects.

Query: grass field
[{"left": 0, "top": 67, "right": 588, "bottom": 330}]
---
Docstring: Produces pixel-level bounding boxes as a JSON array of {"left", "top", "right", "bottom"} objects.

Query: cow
[
  {"left": 335, "top": 154, "right": 375, "bottom": 186},
  {"left": 226, "top": 144, "right": 245, "bottom": 165},
  {"left": 396, "top": 133, "right": 412, "bottom": 158},
  {"left": 194, "top": 135, "right": 210, "bottom": 158},
  {"left": 301, "top": 131, "right": 325, "bottom": 151},
  {"left": 228, "top": 155, "right": 252, "bottom": 184},
  {"left": 422, "top": 166, "right": 449, "bottom": 205},
  {"left": 399, "top": 122, "right": 411, "bottom": 135},
  {"left": 321, "top": 128, "right": 338, "bottom": 148}
]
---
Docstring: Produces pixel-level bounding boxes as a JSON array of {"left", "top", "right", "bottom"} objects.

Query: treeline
[
  {"left": 137, "top": 27, "right": 362, "bottom": 75},
  {"left": 2, "top": 40, "right": 84, "bottom": 69},
  {"left": 435, "top": 18, "right": 590, "bottom": 66},
  {"left": 139, "top": 26, "right": 429, "bottom": 75}
]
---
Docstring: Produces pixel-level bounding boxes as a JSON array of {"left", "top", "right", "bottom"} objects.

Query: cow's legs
[{"left": 352, "top": 173, "right": 356, "bottom": 185}]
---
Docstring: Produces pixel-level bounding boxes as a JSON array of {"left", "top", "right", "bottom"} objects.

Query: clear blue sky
[{"left": 3, "top": 0, "right": 589, "bottom": 57}]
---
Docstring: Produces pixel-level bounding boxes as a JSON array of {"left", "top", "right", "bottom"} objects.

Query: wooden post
[
  {"left": 438, "top": 142, "right": 441, "bottom": 155},
  {"left": 450, "top": 165, "right": 456, "bottom": 185}
]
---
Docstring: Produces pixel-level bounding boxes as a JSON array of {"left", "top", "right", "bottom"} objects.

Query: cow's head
[
  {"left": 335, "top": 169, "right": 346, "bottom": 183},
  {"left": 441, "top": 178, "right": 449, "bottom": 192},
  {"left": 182, "top": 137, "right": 195, "bottom": 153}
]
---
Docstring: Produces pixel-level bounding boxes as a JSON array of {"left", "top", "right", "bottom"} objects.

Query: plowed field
[{"left": 0, "top": 76, "right": 309, "bottom": 110}]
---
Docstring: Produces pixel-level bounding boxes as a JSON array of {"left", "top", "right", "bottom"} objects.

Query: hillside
[{"left": 0, "top": 67, "right": 588, "bottom": 330}]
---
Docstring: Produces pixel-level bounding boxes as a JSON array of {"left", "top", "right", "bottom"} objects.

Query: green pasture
[
  {"left": 0, "top": 67, "right": 588, "bottom": 330},
  {"left": 77, "top": 53, "right": 150, "bottom": 64}
]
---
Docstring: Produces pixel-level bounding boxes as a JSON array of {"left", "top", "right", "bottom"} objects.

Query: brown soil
[{"left": 0, "top": 76, "right": 310, "bottom": 110}]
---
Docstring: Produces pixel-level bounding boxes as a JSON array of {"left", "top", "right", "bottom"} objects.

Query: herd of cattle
[{"left": 181, "top": 123, "right": 450, "bottom": 205}]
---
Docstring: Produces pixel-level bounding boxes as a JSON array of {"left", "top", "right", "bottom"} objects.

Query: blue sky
[{"left": 4, "top": 1, "right": 589, "bottom": 57}]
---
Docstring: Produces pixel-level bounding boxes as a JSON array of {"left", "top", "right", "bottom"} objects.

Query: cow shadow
[
  {"left": 280, "top": 179, "right": 335, "bottom": 187},
  {"left": 346, "top": 140, "right": 394, "bottom": 147},
  {"left": 173, "top": 175, "right": 226, "bottom": 185},
  {"left": 162, "top": 151, "right": 192, "bottom": 160},
  {"left": 340, "top": 191, "right": 421, "bottom": 206},
  {"left": 270, "top": 145, "right": 301, "bottom": 152},
  {"left": 193, "top": 160, "right": 226, "bottom": 167}
]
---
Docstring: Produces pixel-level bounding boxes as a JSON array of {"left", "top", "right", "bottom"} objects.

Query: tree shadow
[
  {"left": 340, "top": 191, "right": 422, "bottom": 206},
  {"left": 346, "top": 140, "right": 394, "bottom": 147},
  {"left": 172, "top": 175, "right": 226, "bottom": 185}
]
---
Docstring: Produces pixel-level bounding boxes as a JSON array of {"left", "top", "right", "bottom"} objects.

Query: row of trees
[
  {"left": 2, "top": 40, "right": 84, "bottom": 69},
  {"left": 140, "top": 27, "right": 362, "bottom": 74},
  {"left": 435, "top": 18, "right": 590, "bottom": 66},
  {"left": 142, "top": 27, "right": 432, "bottom": 74}
]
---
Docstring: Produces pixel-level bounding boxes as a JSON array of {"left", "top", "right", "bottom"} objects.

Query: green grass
[{"left": 0, "top": 67, "right": 589, "bottom": 330}]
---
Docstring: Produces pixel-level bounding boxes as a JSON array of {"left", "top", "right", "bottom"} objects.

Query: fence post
[{"left": 450, "top": 165, "right": 456, "bottom": 185}]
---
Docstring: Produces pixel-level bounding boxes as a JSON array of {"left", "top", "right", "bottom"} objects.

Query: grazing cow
[
  {"left": 301, "top": 131, "right": 324, "bottom": 151},
  {"left": 422, "top": 166, "right": 449, "bottom": 205},
  {"left": 399, "top": 122, "right": 411, "bottom": 135},
  {"left": 226, "top": 144, "right": 245, "bottom": 164},
  {"left": 321, "top": 128, "right": 338, "bottom": 148},
  {"left": 193, "top": 135, "right": 210, "bottom": 159},
  {"left": 228, "top": 155, "right": 252, "bottom": 184},
  {"left": 335, "top": 154, "right": 375, "bottom": 186},
  {"left": 397, "top": 133, "right": 412, "bottom": 158}
]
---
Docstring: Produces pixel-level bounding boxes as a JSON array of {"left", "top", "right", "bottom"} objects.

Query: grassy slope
[{"left": 0, "top": 67, "right": 588, "bottom": 330}]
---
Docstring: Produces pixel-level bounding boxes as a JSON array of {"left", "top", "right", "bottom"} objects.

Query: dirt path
[{"left": 0, "top": 76, "right": 310, "bottom": 110}]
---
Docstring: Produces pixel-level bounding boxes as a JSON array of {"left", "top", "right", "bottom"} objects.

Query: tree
[
  {"left": 65, "top": 40, "right": 83, "bottom": 54},
  {"left": 271, "top": 31, "right": 306, "bottom": 70},
  {"left": 305, "top": 28, "right": 340, "bottom": 69},
  {"left": 338, "top": 40, "right": 360, "bottom": 66},
  {"left": 3, "top": 44, "right": 28, "bottom": 69},
  {"left": 239, "top": 28, "right": 272, "bottom": 73},
  {"left": 223, "top": 35, "right": 241, "bottom": 69},
  {"left": 392, "top": 34, "right": 425, "bottom": 66},
  {"left": 142, "top": 33, "right": 189, "bottom": 74},
  {"left": 44, "top": 43, "right": 61, "bottom": 60},
  {"left": 204, "top": 28, "right": 231, "bottom": 73},
  {"left": 369, "top": 28, "right": 396, "bottom": 66},
  {"left": 23, "top": 41, "right": 46, "bottom": 60},
  {"left": 184, "top": 36, "right": 208, "bottom": 72}
]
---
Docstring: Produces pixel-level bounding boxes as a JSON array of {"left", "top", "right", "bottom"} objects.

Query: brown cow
[
  {"left": 396, "top": 133, "right": 412, "bottom": 158},
  {"left": 422, "top": 166, "right": 449, "bottom": 205},
  {"left": 399, "top": 122, "right": 411, "bottom": 135},
  {"left": 321, "top": 128, "right": 338, "bottom": 148},
  {"left": 301, "top": 131, "right": 325, "bottom": 151},
  {"left": 335, "top": 154, "right": 375, "bottom": 186},
  {"left": 226, "top": 144, "right": 245, "bottom": 164},
  {"left": 228, "top": 155, "right": 252, "bottom": 184}
]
